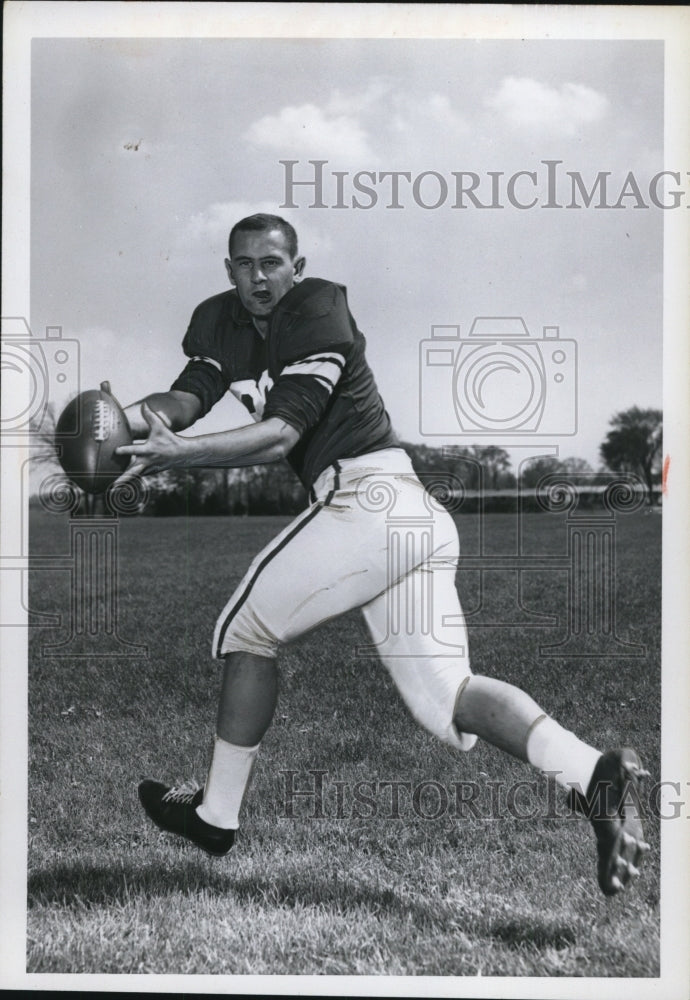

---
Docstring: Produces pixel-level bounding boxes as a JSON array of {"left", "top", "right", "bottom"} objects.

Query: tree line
[{"left": 31, "top": 405, "right": 663, "bottom": 515}]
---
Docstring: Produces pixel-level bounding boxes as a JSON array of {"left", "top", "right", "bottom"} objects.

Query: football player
[{"left": 118, "top": 213, "right": 648, "bottom": 896}]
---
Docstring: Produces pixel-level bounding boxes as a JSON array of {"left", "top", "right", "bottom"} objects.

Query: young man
[{"left": 119, "top": 213, "right": 649, "bottom": 897}]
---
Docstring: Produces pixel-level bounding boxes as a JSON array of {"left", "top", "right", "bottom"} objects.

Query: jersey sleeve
[
  {"left": 169, "top": 301, "right": 231, "bottom": 418},
  {"left": 262, "top": 283, "right": 353, "bottom": 435}
]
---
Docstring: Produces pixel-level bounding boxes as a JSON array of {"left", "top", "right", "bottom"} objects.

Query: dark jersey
[{"left": 170, "top": 277, "right": 399, "bottom": 489}]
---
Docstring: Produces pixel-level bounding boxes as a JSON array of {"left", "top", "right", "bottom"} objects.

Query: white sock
[
  {"left": 526, "top": 716, "right": 602, "bottom": 793},
  {"left": 195, "top": 736, "right": 260, "bottom": 830}
]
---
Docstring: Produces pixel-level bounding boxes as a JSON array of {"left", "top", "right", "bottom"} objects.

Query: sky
[{"left": 28, "top": 36, "right": 667, "bottom": 471}]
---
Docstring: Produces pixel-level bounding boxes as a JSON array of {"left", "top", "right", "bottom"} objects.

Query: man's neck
[{"left": 251, "top": 316, "right": 270, "bottom": 339}]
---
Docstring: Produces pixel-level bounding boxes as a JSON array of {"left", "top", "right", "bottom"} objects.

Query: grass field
[{"left": 27, "top": 509, "right": 661, "bottom": 977}]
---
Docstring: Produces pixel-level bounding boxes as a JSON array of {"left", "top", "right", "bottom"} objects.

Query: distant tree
[
  {"left": 519, "top": 455, "right": 593, "bottom": 489},
  {"left": 560, "top": 456, "right": 593, "bottom": 476},
  {"left": 599, "top": 406, "right": 662, "bottom": 503},
  {"left": 403, "top": 441, "right": 456, "bottom": 475},
  {"left": 143, "top": 461, "right": 307, "bottom": 516},
  {"left": 469, "top": 445, "right": 512, "bottom": 490},
  {"left": 403, "top": 442, "right": 481, "bottom": 493},
  {"left": 402, "top": 442, "right": 516, "bottom": 494},
  {"left": 519, "top": 456, "right": 563, "bottom": 490}
]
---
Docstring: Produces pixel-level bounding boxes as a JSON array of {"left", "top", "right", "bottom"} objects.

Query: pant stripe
[
  {"left": 322, "top": 459, "right": 341, "bottom": 508},
  {"left": 214, "top": 500, "right": 326, "bottom": 657}
]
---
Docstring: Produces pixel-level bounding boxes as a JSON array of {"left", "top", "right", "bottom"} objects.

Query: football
[{"left": 55, "top": 382, "right": 133, "bottom": 494}]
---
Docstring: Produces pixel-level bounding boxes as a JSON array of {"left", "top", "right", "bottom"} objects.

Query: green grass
[{"left": 27, "top": 511, "right": 661, "bottom": 976}]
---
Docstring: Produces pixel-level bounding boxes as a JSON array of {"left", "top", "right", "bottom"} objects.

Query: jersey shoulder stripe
[
  {"left": 190, "top": 355, "right": 224, "bottom": 373},
  {"left": 291, "top": 353, "right": 347, "bottom": 371},
  {"left": 279, "top": 353, "right": 347, "bottom": 391}
]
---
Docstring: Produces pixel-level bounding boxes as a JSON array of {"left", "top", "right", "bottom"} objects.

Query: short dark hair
[{"left": 228, "top": 214, "right": 298, "bottom": 259}]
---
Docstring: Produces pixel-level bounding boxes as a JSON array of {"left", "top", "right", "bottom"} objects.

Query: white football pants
[{"left": 213, "top": 447, "right": 476, "bottom": 750}]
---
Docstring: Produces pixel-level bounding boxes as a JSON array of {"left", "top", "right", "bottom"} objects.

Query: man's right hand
[
  {"left": 116, "top": 402, "right": 194, "bottom": 480},
  {"left": 123, "top": 390, "right": 202, "bottom": 437}
]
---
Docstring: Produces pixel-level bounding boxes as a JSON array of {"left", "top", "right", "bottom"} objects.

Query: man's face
[{"left": 225, "top": 229, "right": 305, "bottom": 317}]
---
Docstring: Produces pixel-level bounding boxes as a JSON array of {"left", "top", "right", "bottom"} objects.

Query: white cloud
[
  {"left": 391, "top": 91, "right": 468, "bottom": 138},
  {"left": 486, "top": 77, "right": 608, "bottom": 135},
  {"left": 245, "top": 103, "right": 375, "bottom": 162},
  {"left": 244, "top": 81, "right": 469, "bottom": 168},
  {"left": 186, "top": 200, "right": 267, "bottom": 247},
  {"left": 427, "top": 93, "right": 468, "bottom": 132},
  {"left": 176, "top": 200, "right": 333, "bottom": 264},
  {"left": 326, "top": 78, "right": 393, "bottom": 116}
]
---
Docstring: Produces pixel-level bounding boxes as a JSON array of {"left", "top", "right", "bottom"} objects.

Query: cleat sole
[{"left": 575, "top": 748, "right": 650, "bottom": 897}]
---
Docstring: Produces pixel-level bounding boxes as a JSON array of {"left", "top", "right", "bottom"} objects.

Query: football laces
[{"left": 92, "top": 399, "right": 111, "bottom": 442}]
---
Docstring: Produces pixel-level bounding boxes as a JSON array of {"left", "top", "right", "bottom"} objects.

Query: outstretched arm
[
  {"left": 116, "top": 403, "right": 300, "bottom": 480},
  {"left": 123, "top": 389, "right": 203, "bottom": 436}
]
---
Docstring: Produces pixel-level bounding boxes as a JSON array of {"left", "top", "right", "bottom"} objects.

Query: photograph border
[{"left": 2, "top": 3, "right": 689, "bottom": 996}]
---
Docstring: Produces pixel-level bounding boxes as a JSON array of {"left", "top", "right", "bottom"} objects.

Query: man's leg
[
  {"left": 138, "top": 464, "right": 415, "bottom": 853},
  {"left": 363, "top": 521, "right": 650, "bottom": 896},
  {"left": 216, "top": 651, "right": 278, "bottom": 745},
  {"left": 452, "top": 675, "right": 650, "bottom": 895},
  {"left": 194, "top": 652, "right": 277, "bottom": 829},
  {"left": 138, "top": 651, "right": 278, "bottom": 853},
  {"left": 452, "top": 674, "right": 601, "bottom": 790}
]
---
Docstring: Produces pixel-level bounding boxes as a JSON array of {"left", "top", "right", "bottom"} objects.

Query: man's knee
[
  {"left": 386, "top": 657, "right": 477, "bottom": 752},
  {"left": 221, "top": 649, "right": 277, "bottom": 672},
  {"left": 213, "top": 605, "right": 280, "bottom": 660}
]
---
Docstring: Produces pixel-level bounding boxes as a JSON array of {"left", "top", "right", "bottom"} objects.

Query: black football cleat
[
  {"left": 570, "top": 748, "right": 651, "bottom": 897},
  {"left": 138, "top": 780, "right": 236, "bottom": 857}
]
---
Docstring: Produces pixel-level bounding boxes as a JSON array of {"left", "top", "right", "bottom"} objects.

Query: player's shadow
[
  {"left": 28, "top": 858, "right": 577, "bottom": 950},
  {"left": 28, "top": 859, "right": 234, "bottom": 907}
]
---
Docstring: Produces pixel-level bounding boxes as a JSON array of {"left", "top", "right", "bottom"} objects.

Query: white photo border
[{"left": 2, "top": 3, "right": 689, "bottom": 997}]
